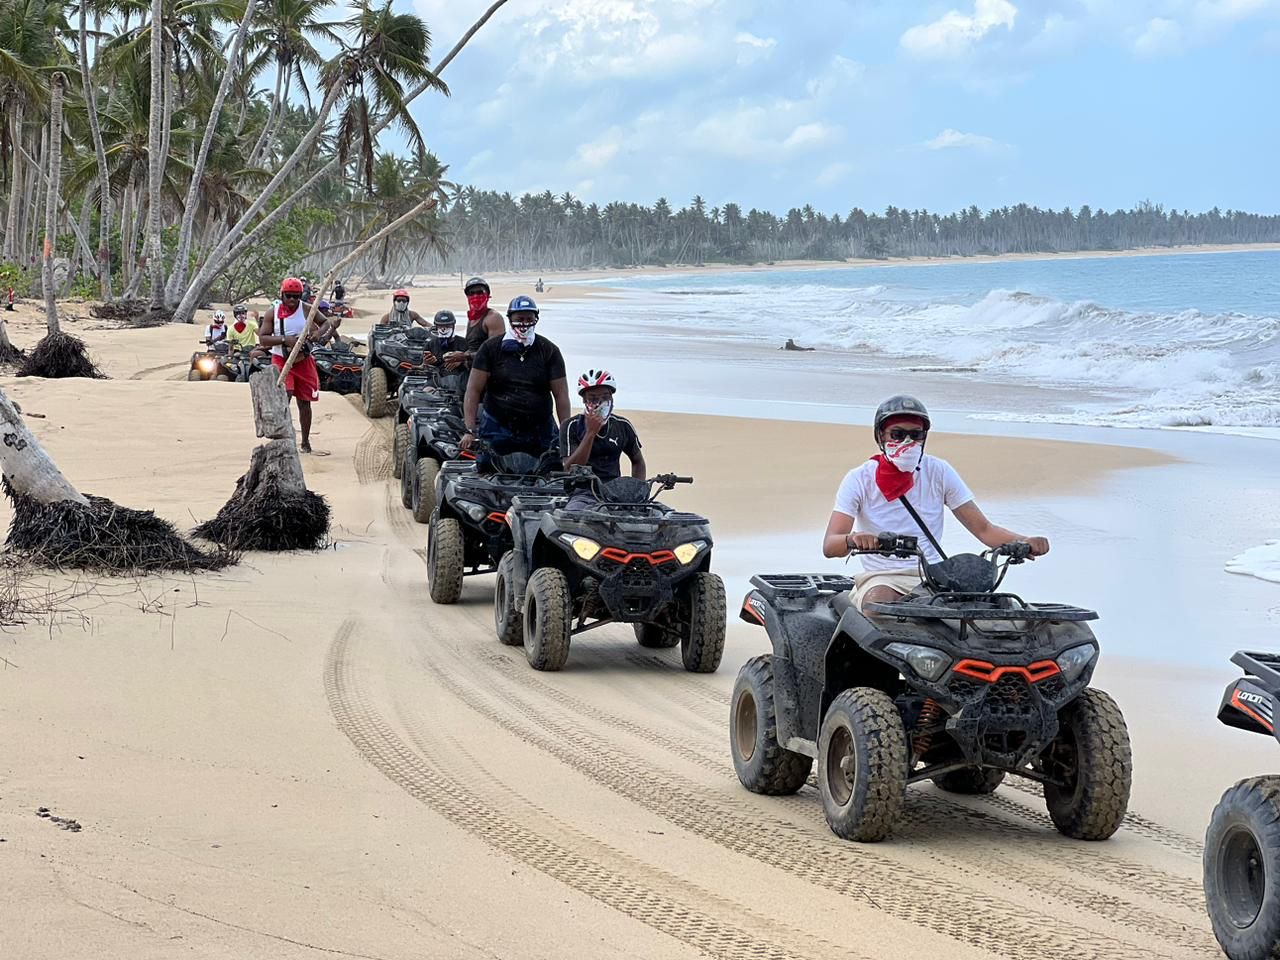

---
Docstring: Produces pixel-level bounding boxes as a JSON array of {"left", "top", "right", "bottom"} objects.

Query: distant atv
[
  {"left": 731, "top": 534, "right": 1131, "bottom": 843},
  {"left": 500, "top": 471, "right": 724, "bottom": 673},
  {"left": 1204, "top": 651, "right": 1280, "bottom": 960},
  {"left": 426, "top": 447, "right": 560, "bottom": 605},
  {"left": 226, "top": 347, "right": 271, "bottom": 383},
  {"left": 187, "top": 340, "right": 234, "bottom": 381},
  {"left": 361, "top": 321, "right": 431, "bottom": 418},
  {"left": 312, "top": 340, "right": 364, "bottom": 395},
  {"left": 399, "top": 369, "right": 470, "bottom": 523}
]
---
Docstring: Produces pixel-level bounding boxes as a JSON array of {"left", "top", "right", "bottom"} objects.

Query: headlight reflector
[
  {"left": 885, "top": 642, "right": 951, "bottom": 682},
  {"left": 673, "top": 540, "right": 705, "bottom": 565},
  {"left": 559, "top": 534, "right": 601, "bottom": 561},
  {"left": 1055, "top": 644, "right": 1097, "bottom": 682}
]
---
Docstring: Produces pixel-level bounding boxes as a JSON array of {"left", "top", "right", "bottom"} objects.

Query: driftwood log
[{"left": 195, "top": 370, "right": 329, "bottom": 551}]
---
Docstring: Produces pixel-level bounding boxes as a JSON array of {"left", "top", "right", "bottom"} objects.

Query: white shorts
[{"left": 852, "top": 570, "right": 922, "bottom": 610}]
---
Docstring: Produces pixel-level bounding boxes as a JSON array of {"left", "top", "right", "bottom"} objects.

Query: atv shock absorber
[{"left": 912, "top": 698, "right": 944, "bottom": 761}]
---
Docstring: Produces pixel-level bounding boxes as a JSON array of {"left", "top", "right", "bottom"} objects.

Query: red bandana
[
  {"left": 466, "top": 294, "right": 490, "bottom": 323},
  {"left": 871, "top": 454, "right": 915, "bottom": 501}
]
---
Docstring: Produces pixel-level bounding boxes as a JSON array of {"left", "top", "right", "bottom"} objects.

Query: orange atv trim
[
  {"left": 486, "top": 511, "right": 509, "bottom": 525},
  {"left": 1231, "top": 688, "right": 1275, "bottom": 732},
  {"left": 952, "top": 658, "right": 1061, "bottom": 683},
  {"left": 741, "top": 597, "right": 766, "bottom": 624},
  {"left": 599, "top": 547, "right": 678, "bottom": 566}
]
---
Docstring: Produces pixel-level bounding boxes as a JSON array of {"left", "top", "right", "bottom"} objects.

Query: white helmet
[
  {"left": 577, "top": 368, "right": 617, "bottom": 395},
  {"left": 212, "top": 310, "right": 226, "bottom": 323}
]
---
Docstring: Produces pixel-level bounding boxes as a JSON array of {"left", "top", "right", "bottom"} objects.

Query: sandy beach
[{"left": 0, "top": 289, "right": 1270, "bottom": 960}]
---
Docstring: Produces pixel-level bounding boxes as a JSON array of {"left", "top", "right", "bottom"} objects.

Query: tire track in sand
[
  {"left": 353, "top": 420, "right": 393, "bottom": 484},
  {"left": 324, "top": 619, "right": 843, "bottom": 960}
]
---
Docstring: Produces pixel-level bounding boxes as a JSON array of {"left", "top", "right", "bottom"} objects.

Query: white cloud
[
  {"left": 1194, "top": 0, "right": 1276, "bottom": 23},
  {"left": 783, "top": 122, "right": 838, "bottom": 150},
  {"left": 734, "top": 31, "right": 776, "bottom": 49},
  {"left": 577, "top": 134, "right": 621, "bottom": 168},
  {"left": 900, "top": 0, "right": 1018, "bottom": 59},
  {"left": 816, "top": 162, "right": 852, "bottom": 186},
  {"left": 924, "top": 128, "right": 999, "bottom": 150},
  {"left": 1134, "top": 17, "right": 1183, "bottom": 56},
  {"left": 805, "top": 55, "right": 865, "bottom": 99}
]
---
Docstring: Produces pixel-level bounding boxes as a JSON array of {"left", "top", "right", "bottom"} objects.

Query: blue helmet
[{"left": 507, "top": 295, "right": 539, "bottom": 317}]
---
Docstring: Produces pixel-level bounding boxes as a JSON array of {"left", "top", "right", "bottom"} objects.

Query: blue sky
[{"left": 402, "top": 0, "right": 1280, "bottom": 215}]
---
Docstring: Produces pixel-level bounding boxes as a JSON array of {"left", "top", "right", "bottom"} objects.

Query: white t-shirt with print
[{"left": 832, "top": 455, "right": 975, "bottom": 571}]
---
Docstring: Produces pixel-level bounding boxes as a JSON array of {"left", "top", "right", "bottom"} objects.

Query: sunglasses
[
  {"left": 394, "top": 298, "right": 409, "bottom": 304},
  {"left": 282, "top": 293, "right": 301, "bottom": 300},
  {"left": 886, "top": 428, "right": 927, "bottom": 442}
]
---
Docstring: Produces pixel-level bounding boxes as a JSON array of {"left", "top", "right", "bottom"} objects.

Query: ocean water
[{"left": 582, "top": 250, "right": 1280, "bottom": 431}]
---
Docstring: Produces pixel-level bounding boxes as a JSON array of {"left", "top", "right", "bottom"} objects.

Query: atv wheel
[
  {"left": 364, "top": 366, "right": 389, "bottom": 418},
  {"left": 1043, "top": 687, "right": 1132, "bottom": 840},
  {"left": 679, "top": 572, "right": 726, "bottom": 673},
  {"left": 634, "top": 623, "right": 679, "bottom": 649},
  {"left": 427, "top": 514, "right": 465, "bottom": 604},
  {"left": 399, "top": 448, "right": 414, "bottom": 509},
  {"left": 494, "top": 553, "right": 524, "bottom": 647},
  {"left": 393, "top": 423, "right": 409, "bottom": 479},
  {"left": 186, "top": 369, "right": 202, "bottom": 381},
  {"left": 412, "top": 458, "right": 439, "bottom": 524},
  {"left": 214, "top": 374, "right": 230, "bottom": 382},
  {"left": 731, "top": 655, "right": 813, "bottom": 795},
  {"left": 817, "top": 687, "right": 908, "bottom": 842},
  {"left": 523, "top": 568, "right": 571, "bottom": 671},
  {"left": 933, "top": 767, "right": 1005, "bottom": 795},
  {"left": 1205, "top": 776, "right": 1280, "bottom": 960}
]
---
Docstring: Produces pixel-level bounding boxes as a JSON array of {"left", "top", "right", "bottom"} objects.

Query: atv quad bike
[
  {"left": 392, "top": 374, "right": 438, "bottom": 481},
  {"left": 360, "top": 318, "right": 421, "bottom": 418},
  {"left": 731, "top": 533, "right": 1131, "bottom": 843},
  {"left": 399, "top": 369, "right": 470, "bottom": 522},
  {"left": 313, "top": 340, "right": 364, "bottom": 395},
  {"left": 501, "top": 471, "right": 725, "bottom": 673},
  {"left": 1204, "top": 651, "right": 1280, "bottom": 960},
  {"left": 426, "top": 446, "right": 561, "bottom": 606},
  {"left": 187, "top": 340, "right": 235, "bottom": 381}
]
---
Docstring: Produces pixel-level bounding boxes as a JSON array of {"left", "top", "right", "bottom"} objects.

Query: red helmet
[
  {"left": 393, "top": 288, "right": 409, "bottom": 300},
  {"left": 281, "top": 276, "right": 304, "bottom": 295},
  {"left": 577, "top": 369, "right": 617, "bottom": 395}
]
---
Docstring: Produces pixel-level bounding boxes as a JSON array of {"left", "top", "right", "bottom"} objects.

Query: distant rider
[
  {"left": 822, "top": 394, "right": 1050, "bottom": 610},
  {"left": 259, "top": 276, "right": 321, "bottom": 454},
  {"left": 203, "top": 310, "right": 228, "bottom": 345},
  {"left": 461, "top": 276, "right": 505, "bottom": 366},
  {"left": 227, "top": 304, "right": 258, "bottom": 350},
  {"left": 561, "top": 369, "right": 645, "bottom": 481},
  {"left": 379, "top": 289, "right": 425, "bottom": 328},
  {"left": 332, "top": 278, "right": 346, "bottom": 302},
  {"left": 426, "top": 310, "right": 467, "bottom": 369},
  {"left": 461, "top": 295, "right": 570, "bottom": 465}
]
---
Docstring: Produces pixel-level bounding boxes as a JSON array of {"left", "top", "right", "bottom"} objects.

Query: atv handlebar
[{"left": 652, "top": 473, "right": 693, "bottom": 489}]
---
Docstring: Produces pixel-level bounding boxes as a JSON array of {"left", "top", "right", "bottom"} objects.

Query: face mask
[
  {"left": 586, "top": 399, "right": 613, "bottom": 421},
  {"left": 883, "top": 438, "right": 923, "bottom": 473},
  {"left": 511, "top": 323, "right": 536, "bottom": 346},
  {"left": 466, "top": 293, "right": 490, "bottom": 320},
  {"left": 394, "top": 301, "right": 408, "bottom": 313},
  {"left": 434, "top": 327, "right": 455, "bottom": 342}
]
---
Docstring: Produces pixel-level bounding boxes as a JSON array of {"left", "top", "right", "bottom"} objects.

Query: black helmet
[
  {"left": 464, "top": 276, "right": 490, "bottom": 295},
  {"left": 873, "top": 394, "right": 931, "bottom": 442},
  {"left": 433, "top": 309, "right": 457, "bottom": 326}
]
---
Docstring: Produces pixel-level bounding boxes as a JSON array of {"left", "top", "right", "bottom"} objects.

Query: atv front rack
[
  {"left": 750, "top": 574, "right": 856, "bottom": 603},
  {"left": 1233, "top": 651, "right": 1280, "bottom": 696},
  {"left": 864, "top": 591, "right": 1097, "bottom": 622}
]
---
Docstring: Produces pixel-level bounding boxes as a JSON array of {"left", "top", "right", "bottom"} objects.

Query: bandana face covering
[
  {"left": 466, "top": 293, "right": 490, "bottom": 322},
  {"left": 234, "top": 321, "right": 246, "bottom": 333},
  {"left": 585, "top": 397, "right": 613, "bottom": 421},
  {"left": 883, "top": 438, "right": 923, "bottom": 473},
  {"left": 394, "top": 300, "right": 409, "bottom": 314},
  {"left": 869, "top": 439, "right": 923, "bottom": 501},
  {"left": 510, "top": 321, "right": 536, "bottom": 346}
]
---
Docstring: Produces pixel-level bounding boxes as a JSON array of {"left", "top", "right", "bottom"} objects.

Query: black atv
[
  {"left": 392, "top": 374, "right": 438, "bottom": 481},
  {"left": 313, "top": 340, "right": 364, "bottom": 395},
  {"left": 223, "top": 346, "right": 271, "bottom": 383},
  {"left": 499, "top": 471, "right": 725, "bottom": 673},
  {"left": 426, "top": 447, "right": 561, "bottom": 606},
  {"left": 730, "top": 533, "right": 1132, "bottom": 843},
  {"left": 399, "top": 370, "right": 470, "bottom": 523},
  {"left": 361, "top": 321, "right": 429, "bottom": 418},
  {"left": 187, "top": 340, "right": 235, "bottom": 381},
  {"left": 1204, "top": 651, "right": 1280, "bottom": 960}
]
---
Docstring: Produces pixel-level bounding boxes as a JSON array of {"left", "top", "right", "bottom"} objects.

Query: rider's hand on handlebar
[
  {"left": 847, "top": 532, "right": 884, "bottom": 552},
  {"left": 443, "top": 351, "right": 465, "bottom": 370},
  {"left": 460, "top": 432, "right": 475, "bottom": 452},
  {"left": 1027, "top": 536, "right": 1050, "bottom": 557}
]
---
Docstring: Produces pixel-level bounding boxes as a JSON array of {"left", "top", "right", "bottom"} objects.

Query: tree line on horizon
[{"left": 403, "top": 192, "right": 1280, "bottom": 273}]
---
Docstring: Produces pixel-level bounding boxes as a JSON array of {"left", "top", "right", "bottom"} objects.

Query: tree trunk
[
  {"left": 26, "top": 123, "right": 46, "bottom": 260},
  {"left": 2, "top": 100, "right": 22, "bottom": 261},
  {"left": 0, "top": 388, "right": 87, "bottom": 505},
  {"left": 17, "top": 144, "right": 98, "bottom": 273},
  {"left": 164, "top": 0, "right": 259, "bottom": 306},
  {"left": 247, "top": 370, "right": 304, "bottom": 492},
  {"left": 247, "top": 59, "right": 286, "bottom": 169},
  {"left": 42, "top": 74, "right": 66, "bottom": 336},
  {"left": 145, "top": 0, "right": 166, "bottom": 307},
  {"left": 170, "top": 1, "right": 511, "bottom": 324},
  {"left": 80, "top": 1, "right": 113, "bottom": 301}
]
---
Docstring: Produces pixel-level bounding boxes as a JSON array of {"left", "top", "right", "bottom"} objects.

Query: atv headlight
[
  {"left": 454, "top": 499, "right": 486, "bottom": 523},
  {"left": 197, "top": 357, "right": 216, "bottom": 373},
  {"left": 1055, "top": 644, "right": 1097, "bottom": 683},
  {"left": 673, "top": 541, "right": 706, "bottom": 565},
  {"left": 885, "top": 642, "right": 951, "bottom": 682},
  {"left": 559, "top": 534, "right": 601, "bottom": 561}
]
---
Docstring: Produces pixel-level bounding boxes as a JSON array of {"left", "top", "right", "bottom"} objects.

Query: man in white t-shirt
[{"left": 822, "top": 394, "right": 1050, "bottom": 611}]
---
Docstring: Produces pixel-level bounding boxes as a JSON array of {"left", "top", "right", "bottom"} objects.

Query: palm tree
[{"left": 40, "top": 70, "right": 64, "bottom": 332}]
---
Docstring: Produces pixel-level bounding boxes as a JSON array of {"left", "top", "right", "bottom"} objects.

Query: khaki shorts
[{"left": 852, "top": 570, "right": 922, "bottom": 610}]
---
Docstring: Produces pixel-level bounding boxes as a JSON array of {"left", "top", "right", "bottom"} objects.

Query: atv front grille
[
  {"left": 984, "top": 675, "right": 1037, "bottom": 721},
  {"left": 620, "top": 561, "right": 657, "bottom": 591}
]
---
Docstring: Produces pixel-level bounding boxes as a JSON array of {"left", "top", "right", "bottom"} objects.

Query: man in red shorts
[{"left": 260, "top": 276, "right": 321, "bottom": 453}]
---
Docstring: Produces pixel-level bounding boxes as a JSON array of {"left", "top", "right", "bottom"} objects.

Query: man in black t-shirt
[
  {"left": 425, "top": 310, "right": 467, "bottom": 369},
  {"left": 561, "top": 369, "right": 645, "bottom": 483},
  {"left": 462, "top": 295, "right": 571, "bottom": 464},
  {"left": 462, "top": 276, "right": 505, "bottom": 366}
]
